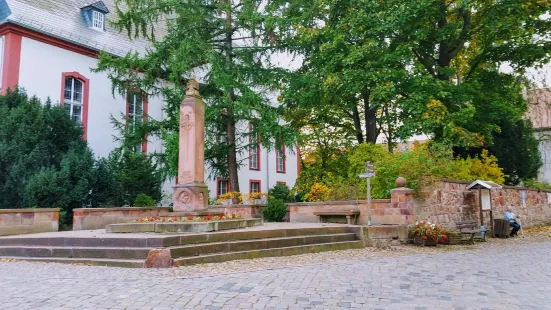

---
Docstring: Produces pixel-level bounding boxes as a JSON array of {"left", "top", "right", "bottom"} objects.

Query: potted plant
[
  {"left": 217, "top": 192, "right": 243, "bottom": 205},
  {"left": 409, "top": 221, "right": 447, "bottom": 246},
  {"left": 246, "top": 192, "right": 265, "bottom": 205},
  {"left": 443, "top": 230, "right": 463, "bottom": 245}
]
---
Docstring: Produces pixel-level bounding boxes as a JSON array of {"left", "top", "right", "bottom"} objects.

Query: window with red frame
[
  {"left": 64, "top": 77, "right": 84, "bottom": 124},
  {"left": 276, "top": 146, "right": 286, "bottom": 173},
  {"left": 250, "top": 180, "right": 260, "bottom": 193},
  {"left": 61, "top": 72, "right": 89, "bottom": 139},
  {"left": 127, "top": 92, "right": 147, "bottom": 153},
  {"left": 249, "top": 123, "right": 260, "bottom": 170},
  {"left": 217, "top": 179, "right": 229, "bottom": 197}
]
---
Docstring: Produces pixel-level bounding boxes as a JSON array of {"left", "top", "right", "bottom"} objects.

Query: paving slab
[{"left": 0, "top": 240, "right": 549, "bottom": 309}]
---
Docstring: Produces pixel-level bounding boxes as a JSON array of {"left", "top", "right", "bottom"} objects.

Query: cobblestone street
[{"left": 0, "top": 241, "right": 550, "bottom": 310}]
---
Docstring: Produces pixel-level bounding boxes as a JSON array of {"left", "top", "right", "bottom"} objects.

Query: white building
[{"left": 0, "top": 0, "right": 299, "bottom": 200}]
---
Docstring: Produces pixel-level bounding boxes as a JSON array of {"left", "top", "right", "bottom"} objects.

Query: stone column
[{"left": 173, "top": 80, "right": 208, "bottom": 212}]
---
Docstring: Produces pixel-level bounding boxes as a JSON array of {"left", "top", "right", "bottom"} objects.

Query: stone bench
[{"left": 313, "top": 210, "right": 360, "bottom": 225}]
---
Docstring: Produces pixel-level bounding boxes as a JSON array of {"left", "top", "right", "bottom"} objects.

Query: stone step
[
  {"left": 0, "top": 227, "right": 355, "bottom": 248},
  {"left": 0, "top": 246, "right": 152, "bottom": 260},
  {"left": 170, "top": 233, "right": 357, "bottom": 258},
  {"left": 0, "top": 236, "right": 166, "bottom": 248},
  {"left": 175, "top": 240, "right": 365, "bottom": 266},
  {"left": 163, "top": 226, "right": 356, "bottom": 247},
  {"left": 0, "top": 256, "right": 144, "bottom": 268}
]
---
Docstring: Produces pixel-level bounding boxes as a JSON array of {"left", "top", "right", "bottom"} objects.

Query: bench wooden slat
[
  {"left": 313, "top": 210, "right": 359, "bottom": 225},
  {"left": 313, "top": 211, "right": 359, "bottom": 216}
]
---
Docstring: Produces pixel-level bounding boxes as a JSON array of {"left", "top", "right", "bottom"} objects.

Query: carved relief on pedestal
[
  {"left": 199, "top": 193, "right": 204, "bottom": 205},
  {"left": 177, "top": 189, "right": 193, "bottom": 207},
  {"left": 181, "top": 113, "right": 194, "bottom": 131}
]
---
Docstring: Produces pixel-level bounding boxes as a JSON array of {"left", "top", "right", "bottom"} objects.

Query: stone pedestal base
[
  {"left": 160, "top": 211, "right": 212, "bottom": 219},
  {"left": 173, "top": 182, "right": 208, "bottom": 212}
]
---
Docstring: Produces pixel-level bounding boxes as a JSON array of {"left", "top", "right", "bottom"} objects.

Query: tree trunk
[
  {"left": 224, "top": 1, "right": 239, "bottom": 195},
  {"left": 384, "top": 106, "right": 395, "bottom": 151},
  {"left": 351, "top": 105, "right": 364, "bottom": 144},
  {"left": 226, "top": 117, "right": 239, "bottom": 193},
  {"left": 433, "top": 0, "right": 449, "bottom": 141},
  {"left": 362, "top": 90, "right": 378, "bottom": 144}
]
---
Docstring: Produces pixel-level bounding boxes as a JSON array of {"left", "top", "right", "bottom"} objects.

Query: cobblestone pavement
[{"left": 0, "top": 241, "right": 550, "bottom": 310}]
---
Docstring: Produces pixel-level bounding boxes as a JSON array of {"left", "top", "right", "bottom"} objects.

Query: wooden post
[
  {"left": 489, "top": 190, "right": 494, "bottom": 237},
  {"left": 479, "top": 188, "right": 484, "bottom": 226}
]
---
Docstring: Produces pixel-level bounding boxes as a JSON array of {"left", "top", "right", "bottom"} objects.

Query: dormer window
[
  {"left": 92, "top": 11, "right": 104, "bottom": 30},
  {"left": 80, "top": 1, "right": 109, "bottom": 31}
]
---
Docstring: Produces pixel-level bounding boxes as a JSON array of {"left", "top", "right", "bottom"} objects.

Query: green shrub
[
  {"left": 296, "top": 142, "right": 507, "bottom": 201},
  {"left": 107, "top": 147, "right": 163, "bottom": 206},
  {"left": 262, "top": 199, "right": 287, "bottom": 222},
  {"left": 268, "top": 183, "right": 293, "bottom": 202},
  {"left": 0, "top": 88, "right": 113, "bottom": 226},
  {"left": 134, "top": 193, "right": 156, "bottom": 207}
]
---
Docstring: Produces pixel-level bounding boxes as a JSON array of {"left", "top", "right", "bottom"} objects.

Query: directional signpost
[{"left": 359, "top": 161, "right": 375, "bottom": 226}]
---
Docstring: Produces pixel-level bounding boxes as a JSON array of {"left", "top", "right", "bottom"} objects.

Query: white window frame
[
  {"left": 92, "top": 11, "right": 105, "bottom": 30},
  {"left": 276, "top": 148, "right": 285, "bottom": 172},
  {"left": 128, "top": 93, "right": 144, "bottom": 152},
  {"left": 217, "top": 179, "right": 229, "bottom": 196},
  {"left": 249, "top": 124, "right": 259, "bottom": 169},
  {"left": 250, "top": 181, "right": 260, "bottom": 193},
  {"left": 64, "top": 77, "right": 84, "bottom": 124}
]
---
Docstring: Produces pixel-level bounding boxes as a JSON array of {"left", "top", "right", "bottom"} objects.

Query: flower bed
[
  {"left": 409, "top": 221, "right": 447, "bottom": 246},
  {"left": 133, "top": 213, "right": 243, "bottom": 223}
]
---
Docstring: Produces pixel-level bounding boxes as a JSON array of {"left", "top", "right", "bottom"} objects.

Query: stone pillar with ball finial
[
  {"left": 172, "top": 79, "right": 209, "bottom": 213},
  {"left": 390, "top": 177, "right": 415, "bottom": 225}
]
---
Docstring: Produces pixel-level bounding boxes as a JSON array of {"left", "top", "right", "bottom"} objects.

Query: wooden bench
[
  {"left": 456, "top": 220, "right": 488, "bottom": 244},
  {"left": 313, "top": 210, "right": 360, "bottom": 225}
]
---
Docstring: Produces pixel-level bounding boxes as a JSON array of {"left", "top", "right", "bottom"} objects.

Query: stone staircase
[{"left": 0, "top": 226, "right": 364, "bottom": 267}]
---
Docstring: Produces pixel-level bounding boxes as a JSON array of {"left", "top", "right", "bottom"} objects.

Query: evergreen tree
[
  {"left": 455, "top": 119, "right": 542, "bottom": 185},
  {"left": 95, "top": 0, "right": 297, "bottom": 192},
  {"left": 0, "top": 88, "right": 105, "bottom": 225}
]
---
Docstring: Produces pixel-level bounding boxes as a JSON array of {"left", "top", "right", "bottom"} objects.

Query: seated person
[{"left": 504, "top": 206, "right": 521, "bottom": 237}]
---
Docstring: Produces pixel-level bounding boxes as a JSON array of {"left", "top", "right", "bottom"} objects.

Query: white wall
[
  {"left": 17, "top": 37, "right": 165, "bottom": 159},
  {"left": 535, "top": 131, "right": 551, "bottom": 183},
  {"left": 17, "top": 37, "right": 298, "bottom": 202},
  {"left": 204, "top": 144, "right": 298, "bottom": 199}
]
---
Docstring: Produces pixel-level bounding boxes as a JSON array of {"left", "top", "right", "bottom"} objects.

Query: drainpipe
[{"left": 266, "top": 146, "right": 270, "bottom": 192}]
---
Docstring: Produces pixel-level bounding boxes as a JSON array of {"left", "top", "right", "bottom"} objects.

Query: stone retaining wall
[
  {"left": 289, "top": 187, "right": 415, "bottom": 225},
  {"left": 418, "top": 179, "right": 551, "bottom": 229},
  {"left": 72, "top": 207, "right": 170, "bottom": 231},
  {"left": 217, "top": 205, "right": 265, "bottom": 219},
  {"left": 0, "top": 209, "right": 59, "bottom": 236}
]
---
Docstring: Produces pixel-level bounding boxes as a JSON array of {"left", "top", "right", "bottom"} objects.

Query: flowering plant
[
  {"left": 409, "top": 221, "right": 447, "bottom": 242},
  {"left": 244, "top": 192, "right": 268, "bottom": 203},
  {"left": 132, "top": 214, "right": 242, "bottom": 223},
  {"left": 217, "top": 192, "right": 243, "bottom": 205}
]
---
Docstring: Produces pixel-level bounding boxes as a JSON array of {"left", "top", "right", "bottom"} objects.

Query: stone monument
[{"left": 173, "top": 80, "right": 209, "bottom": 213}]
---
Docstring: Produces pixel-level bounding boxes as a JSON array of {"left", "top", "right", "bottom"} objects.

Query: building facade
[{"left": 0, "top": 0, "right": 298, "bottom": 201}]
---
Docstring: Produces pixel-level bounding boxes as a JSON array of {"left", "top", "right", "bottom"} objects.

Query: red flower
[
  {"left": 231, "top": 214, "right": 236, "bottom": 219},
  {"left": 187, "top": 216, "right": 193, "bottom": 221},
  {"left": 219, "top": 213, "right": 225, "bottom": 218}
]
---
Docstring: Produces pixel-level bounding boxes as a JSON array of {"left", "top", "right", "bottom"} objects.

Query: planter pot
[
  {"left": 414, "top": 236, "right": 437, "bottom": 246},
  {"left": 254, "top": 199, "right": 262, "bottom": 205},
  {"left": 446, "top": 235, "right": 463, "bottom": 245}
]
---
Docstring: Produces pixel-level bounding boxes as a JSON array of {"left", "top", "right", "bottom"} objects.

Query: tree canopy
[
  {"left": 0, "top": 89, "right": 97, "bottom": 225},
  {"left": 95, "top": 0, "right": 298, "bottom": 193},
  {"left": 269, "top": 0, "right": 551, "bottom": 148}
]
